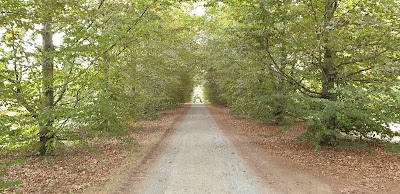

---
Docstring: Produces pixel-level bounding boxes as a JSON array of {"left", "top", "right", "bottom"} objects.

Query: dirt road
[{"left": 128, "top": 104, "right": 333, "bottom": 193}]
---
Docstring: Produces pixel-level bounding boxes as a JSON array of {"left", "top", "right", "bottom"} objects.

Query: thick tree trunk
[
  {"left": 321, "top": 0, "right": 339, "bottom": 132},
  {"left": 39, "top": 20, "right": 55, "bottom": 155},
  {"left": 321, "top": 0, "right": 338, "bottom": 101},
  {"left": 274, "top": 48, "right": 287, "bottom": 125},
  {"left": 321, "top": 47, "right": 336, "bottom": 100}
]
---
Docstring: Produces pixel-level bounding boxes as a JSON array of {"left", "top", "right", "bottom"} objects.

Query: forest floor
[{"left": 1, "top": 104, "right": 399, "bottom": 193}]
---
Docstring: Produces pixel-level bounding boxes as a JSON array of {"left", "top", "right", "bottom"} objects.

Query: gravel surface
[{"left": 135, "top": 104, "right": 267, "bottom": 194}]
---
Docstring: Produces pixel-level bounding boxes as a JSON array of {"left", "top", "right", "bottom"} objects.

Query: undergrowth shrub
[{"left": 304, "top": 86, "right": 399, "bottom": 149}]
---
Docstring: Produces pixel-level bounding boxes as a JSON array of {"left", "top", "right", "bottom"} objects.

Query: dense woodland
[{"left": 1, "top": 0, "right": 399, "bottom": 156}]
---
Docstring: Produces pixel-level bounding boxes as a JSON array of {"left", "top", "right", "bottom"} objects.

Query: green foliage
[
  {"left": 203, "top": 68, "right": 228, "bottom": 105},
  {"left": 304, "top": 86, "right": 399, "bottom": 147}
]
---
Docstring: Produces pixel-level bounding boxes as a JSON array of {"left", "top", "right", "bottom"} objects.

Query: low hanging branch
[
  {"left": 86, "top": 0, "right": 107, "bottom": 30},
  {"left": 342, "top": 66, "right": 374, "bottom": 79},
  {"left": 252, "top": 46, "right": 322, "bottom": 98},
  {"left": 338, "top": 49, "right": 388, "bottom": 67}
]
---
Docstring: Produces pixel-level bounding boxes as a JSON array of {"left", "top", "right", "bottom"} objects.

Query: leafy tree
[
  {"left": 202, "top": 0, "right": 400, "bottom": 146},
  {"left": 0, "top": 0, "right": 196, "bottom": 155}
]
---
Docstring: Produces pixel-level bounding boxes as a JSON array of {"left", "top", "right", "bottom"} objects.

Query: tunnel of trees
[{"left": 1, "top": 0, "right": 399, "bottom": 155}]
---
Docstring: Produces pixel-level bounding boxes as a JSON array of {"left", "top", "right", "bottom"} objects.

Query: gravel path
[{"left": 135, "top": 104, "right": 268, "bottom": 194}]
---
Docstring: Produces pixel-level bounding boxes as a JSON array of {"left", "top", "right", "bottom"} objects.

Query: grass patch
[
  {"left": 384, "top": 142, "right": 400, "bottom": 153},
  {"left": 337, "top": 140, "right": 369, "bottom": 148},
  {"left": 297, "top": 131, "right": 373, "bottom": 151},
  {"left": 0, "top": 159, "right": 27, "bottom": 168},
  {"left": 0, "top": 171, "right": 8, "bottom": 178},
  {"left": 0, "top": 179, "right": 23, "bottom": 190}
]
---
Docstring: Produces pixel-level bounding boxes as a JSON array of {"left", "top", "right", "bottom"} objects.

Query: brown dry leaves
[
  {"left": 0, "top": 105, "right": 188, "bottom": 194},
  {"left": 209, "top": 105, "right": 400, "bottom": 194}
]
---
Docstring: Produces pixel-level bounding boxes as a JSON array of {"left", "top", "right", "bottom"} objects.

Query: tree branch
[
  {"left": 98, "top": 0, "right": 106, "bottom": 9},
  {"left": 338, "top": 49, "right": 388, "bottom": 67},
  {"left": 351, "top": 79, "right": 381, "bottom": 83},
  {"left": 86, "top": 0, "right": 107, "bottom": 30},
  {"left": 253, "top": 48, "right": 322, "bottom": 97},
  {"left": 104, "top": 0, "right": 158, "bottom": 56},
  {"left": 10, "top": 90, "right": 38, "bottom": 118},
  {"left": 54, "top": 62, "right": 76, "bottom": 105},
  {"left": 342, "top": 66, "right": 374, "bottom": 79},
  {"left": 54, "top": 83, "right": 68, "bottom": 105}
]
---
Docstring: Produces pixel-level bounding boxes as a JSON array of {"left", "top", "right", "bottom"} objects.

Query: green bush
[{"left": 305, "top": 86, "right": 399, "bottom": 148}]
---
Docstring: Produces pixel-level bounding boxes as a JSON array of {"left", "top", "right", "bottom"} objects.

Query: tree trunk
[
  {"left": 39, "top": 20, "right": 55, "bottom": 155},
  {"left": 321, "top": 46, "right": 336, "bottom": 100},
  {"left": 321, "top": 0, "right": 338, "bottom": 100},
  {"left": 274, "top": 48, "right": 287, "bottom": 125},
  {"left": 321, "top": 0, "right": 339, "bottom": 132}
]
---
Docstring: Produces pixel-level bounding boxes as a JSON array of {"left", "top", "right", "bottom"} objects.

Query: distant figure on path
[{"left": 193, "top": 94, "right": 202, "bottom": 103}]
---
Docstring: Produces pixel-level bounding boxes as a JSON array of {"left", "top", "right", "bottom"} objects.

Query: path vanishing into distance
[{"left": 121, "top": 104, "right": 333, "bottom": 194}]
